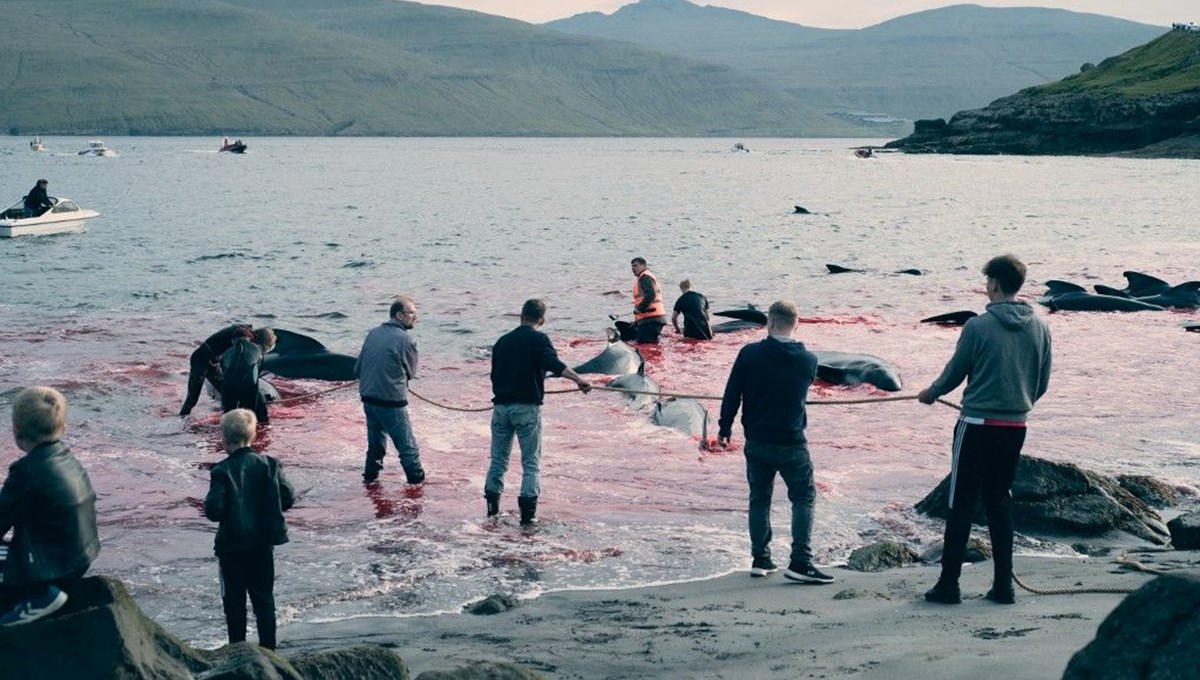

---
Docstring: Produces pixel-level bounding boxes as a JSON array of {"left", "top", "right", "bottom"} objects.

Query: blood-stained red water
[{"left": 1, "top": 138, "right": 1196, "bottom": 644}]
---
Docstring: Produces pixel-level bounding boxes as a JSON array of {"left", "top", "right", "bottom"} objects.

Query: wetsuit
[
  {"left": 673, "top": 290, "right": 713, "bottom": 340},
  {"left": 180, "top": 325, "right": 251, "bottom": 417},
  {"left": 219, "top": 338, "right": 270, "bottom": 423},
  {"left": 23, "top": 184, "right": 52, "bottom": 217}
]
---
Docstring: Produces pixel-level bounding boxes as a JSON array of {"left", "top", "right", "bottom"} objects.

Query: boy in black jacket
[{"left": 204, "top": 408, "right": 294, "bottom": 649}]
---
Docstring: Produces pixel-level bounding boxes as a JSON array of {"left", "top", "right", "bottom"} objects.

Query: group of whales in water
[{"left": 921, "top": 271, "right": 1200, "bottom": 328}]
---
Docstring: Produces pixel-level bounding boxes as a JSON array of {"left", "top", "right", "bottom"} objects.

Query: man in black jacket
[
  {"left": 23, "top": 179, "right": 52, "bottom": 217},
  {"left": 718, "top": 301, "right": 834, "bottom": 585},
  {"left": 205, "top": 409, "right": 294, "bottom": 649},
  {"left": 0, "top": 386, "right": 100, "bottom": 626}
]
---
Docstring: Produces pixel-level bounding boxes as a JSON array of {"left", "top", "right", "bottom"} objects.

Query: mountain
[
  {"left": 545, "top": 2, "right": 1165, "bottom": 121},
  {"left": 885, "top": 27, "right": 1200, "bottom": 157},
  {"left": 0, "top": 0, "right": 862, "bottom": 136}
]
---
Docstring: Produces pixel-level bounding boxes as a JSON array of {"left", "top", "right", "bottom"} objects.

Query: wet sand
[{"left": 282, "top": 550, "right": 1199, "bottom": 679}]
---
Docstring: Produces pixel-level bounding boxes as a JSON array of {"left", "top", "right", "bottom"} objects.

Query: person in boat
[
  {"left": 180, "top": 324, "right": 254, "bottom": 417},
  {"left": 672, "top": 279, "right": 713, "bottom": 340},
  {"left": 219, "top": 329, "right": 276, "bottom": 424},
  {"left": 23, "top": 179, "right": 52, "bottom": 218},
  {"left": 630, "top": 257, "right": 668, "bottom": 344}
]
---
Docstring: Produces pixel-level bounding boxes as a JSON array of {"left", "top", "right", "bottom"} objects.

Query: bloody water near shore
[{"left": 1, "top": 137, "right": 1197, "bottom": 646}]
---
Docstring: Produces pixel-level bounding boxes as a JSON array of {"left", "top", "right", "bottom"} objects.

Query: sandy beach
[{"left": 283, "top": 550, "right": 1198, "bottom": 679}]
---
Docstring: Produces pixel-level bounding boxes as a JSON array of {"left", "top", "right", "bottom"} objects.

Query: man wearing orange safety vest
[{"left": 630, "top": 257, "right": 669, "bottom": 343}]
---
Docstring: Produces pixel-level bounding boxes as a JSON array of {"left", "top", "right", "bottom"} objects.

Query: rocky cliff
[{"left": 886, "top": 27, "right": 1200, "bottom": 157}]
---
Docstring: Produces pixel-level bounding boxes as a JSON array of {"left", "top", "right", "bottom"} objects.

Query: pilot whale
[
  {"left": 811, "top": 350, "right": 903, "bottom": 392},
  {"left": 650, "top": 397, "right": 710, "bottom": 439},
  {"left": 574, "top": 328, "right": 644, "bottom": 375},
  {"left": 261, "top": 329, "right": 359, "bottom": 381}
]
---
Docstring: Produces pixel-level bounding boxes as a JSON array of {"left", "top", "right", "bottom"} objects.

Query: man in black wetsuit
[
  {"left": 671, "top": 279, "right": 713, "bottom": 340},
  {"left": 219, "top": 329, "right": 276, "bottom": 424},
  {"left": 180, "top": 325, "right": 253, "bottom": 417},
  {"left": 23, "top": 179, "right": 52, "bottom": 218}
]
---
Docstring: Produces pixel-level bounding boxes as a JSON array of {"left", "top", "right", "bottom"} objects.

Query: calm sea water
[{"left": 1, "top": 137, "right": 1197, "bottom": 646}]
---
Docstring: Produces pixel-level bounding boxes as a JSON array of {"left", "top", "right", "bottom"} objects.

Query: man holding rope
[
  {"left": 718, "top": 300, "right": 834, "bottom": 585},
  {"left": 919, "top": 254, "right": 1052, "bottom": 605},
  {"left": 485, "top": 299, "right": 592, "bottom": 525}
]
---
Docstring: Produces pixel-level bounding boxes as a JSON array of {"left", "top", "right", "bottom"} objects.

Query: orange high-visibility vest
[{"left": 633, "top": 270, "right": 665, "bottom": 321}]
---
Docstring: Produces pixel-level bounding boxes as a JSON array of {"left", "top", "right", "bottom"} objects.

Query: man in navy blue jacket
[{"left": 718, "top": 300, "right": 834, "bottom": 585}]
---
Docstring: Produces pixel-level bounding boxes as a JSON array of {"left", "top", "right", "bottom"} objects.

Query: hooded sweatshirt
[
  {"left": 927, "top": 301, "right": 1052, "bottom": 421},
  {"left": 719, "top": 335, "right": 819, "bottom": 445}
]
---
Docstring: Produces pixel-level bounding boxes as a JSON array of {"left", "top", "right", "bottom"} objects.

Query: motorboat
[
  {"left": 854, "top": 147, "right": 874, "bottom": 159},
  {"left": 219, "top": 137, "right": 247, "bottom": 154},
  {"left": 29, "top": 136, "right": 45, "bottom": 152},
  {"left": 0, "top": 197, "right": 101, "bottom": 237},
  {"left": 78, "top": 140, "right": 117, "bottom": 157},
  {"left": 732, "top": 142, "right": 749, "bottom": 152}
]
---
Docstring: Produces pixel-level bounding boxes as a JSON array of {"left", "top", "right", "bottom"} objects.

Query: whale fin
[
  {"left": 920, "top": 310, "right": 977, "bottom": 326},
  {"left": 269, "top": 328, "right": 332, "bottom": 356},
  {"left": 1044, "top": 280, "right": 1087, "bottom": 296},
  {"left": 713, "top": 308, "right": 768, "bottom": 325},
  {"left": 1123, "top": 271, "right": 1171, "bottom": 295},
  {"left": 825, "top": 263, "right": 861, "bottom": 274},
  {"left": 1093, "top": 284, "right": 1131, "bottom": 297}
]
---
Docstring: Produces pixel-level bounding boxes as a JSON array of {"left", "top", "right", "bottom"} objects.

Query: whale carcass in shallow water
[
  {"left": 711, "top": 306, "right": 767, "bottom": 333},
  {"left": 811, "top": 350, "right": 903, "bottom": 392},
  {"left": 608, "top": 367, "right": 661, "bottom": 410},
  {"left": 650, "top": 397, "right": 710, "bottom": 439},
  {"left": 574, "top": 328, "right": 644, "bottom": 375},
  {"left": 261, "top": 328, "right": 359, "bottom": 381},
  {"left": 920, "top": 310, "right": 978, "bottom": 326},
  {"left": 1039, "top": 281, "right": 1165, "bottom": 312}
]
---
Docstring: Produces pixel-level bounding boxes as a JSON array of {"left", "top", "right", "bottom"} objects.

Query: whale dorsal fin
[
  {"left": 1044, "top": 280, "right": 1086, "bottom": 296},
  {"left": 1123, "top": 271, "right": 1170, "bottom": 295}
]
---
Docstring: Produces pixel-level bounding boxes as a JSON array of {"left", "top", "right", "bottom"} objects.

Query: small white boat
[
  {"left": 78, "top": 140, "right": 117, "bottom": 157},
  {"left": 0, "top": 197, "right": 101, "bottom": 238},
  {"left": 29, "top": 136, "right": 45, "bottom": 152}
]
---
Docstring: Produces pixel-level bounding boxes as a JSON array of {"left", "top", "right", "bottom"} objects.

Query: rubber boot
[
  {"left": 485, "top": 492, "right": 501, "bottom": 518},
  {"left": 518, "top": 496, "right": 538, "bottom": 526}
]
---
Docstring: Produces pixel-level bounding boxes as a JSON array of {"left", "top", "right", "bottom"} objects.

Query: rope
[
  {"left": 1011, "top": 551, "right": 1166, "bottom": 595},
  {"left": 274, "top": 380, "right": 358, "bottom": 405},
  {"left": 408, "top": 387, "right": 496, "bottom": 413}
]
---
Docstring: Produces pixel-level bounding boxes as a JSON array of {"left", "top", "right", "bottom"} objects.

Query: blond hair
[
  {"left": 220, "top": 409, "right": 257, "bottom": 449},
  {"left": 12, "top": 386, "right": 67, "bottom": 447},
  {"left": 767, "top": 300, "right": 800, "bottom": 332}
]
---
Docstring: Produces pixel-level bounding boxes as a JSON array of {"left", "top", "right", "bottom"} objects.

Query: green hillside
[
  {"left": 1035, "top": 28, "right": 1200, "bottom": 96},
  {"left": 0, "top": 0, "right": 856, "bottom": 136}
]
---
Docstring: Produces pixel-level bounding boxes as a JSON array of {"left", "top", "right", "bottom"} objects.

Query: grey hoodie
[{"left": 927, "top": 301, "right": 1052, "bottom": 421}]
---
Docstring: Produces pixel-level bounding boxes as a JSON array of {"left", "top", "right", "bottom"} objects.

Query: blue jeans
[
  {"left": 362, "top": 403, "right": 422, "bottom": 478},
  {"left": 745, "top": 439, "right": 816, "bottom": 566},
  {"left": 485, "top": 403, "right": 542, "bottom": 498}
]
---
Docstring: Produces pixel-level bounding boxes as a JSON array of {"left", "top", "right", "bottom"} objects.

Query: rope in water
[{"left": 273, "top": 379, "right": 1162, "bottom": 597}]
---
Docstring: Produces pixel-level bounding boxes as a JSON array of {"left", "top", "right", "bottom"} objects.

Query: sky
[{"left": 419, "top": 1, "right": 1191, "bottom": 28}]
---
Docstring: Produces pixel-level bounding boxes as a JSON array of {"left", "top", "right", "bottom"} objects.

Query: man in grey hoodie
[{"left": 918, "top": 254, "right": 1052, "bottom": 605}]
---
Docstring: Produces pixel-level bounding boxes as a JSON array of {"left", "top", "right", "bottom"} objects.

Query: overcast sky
[{"left": 423, "top": 1, "right": 1189, "bottom": 27}]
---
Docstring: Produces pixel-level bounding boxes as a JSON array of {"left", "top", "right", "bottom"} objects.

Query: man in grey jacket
[
  {"left": 0, "top": 386, "right": 100, "bottom": 626},
  {"left": 918, "top": 254, "right": 1052, "bottom": 605},
  {"left": 356, "top": 297, "right": 425, "bottom": 484}
]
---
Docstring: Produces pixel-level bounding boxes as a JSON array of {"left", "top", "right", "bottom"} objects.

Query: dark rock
[
  {"left": 416, "top": 661, "right": 548, "bottom": 680},
  {"left": 920, "top": 538, "right": 993, "bottom": 565},
  {"left": 1117, "top": 475, "right": 1180, "bottom": 509},
  {"left": 199, "top": 643, "right": 302, "bottom": 680},
  {"left": 465, "top": 594, "right": 521, "bottom": 615},
  {"left": 1071, "top": 543, "right": 1113, "bottom": 557},
  {"left": 0, "top": 576, "right": 407, "bottom": 680},
  {"left": 290, "top": 645, "right": 410, "bottom": 680},
  {"left": 915, "top": 456, "right": 1170, "bottom": 544},
  {"left": 1167, "top": 512, "right": 1200, "bottom": 550},
  {"left": 846, "top": 541, "right": 919, "bottom": 572},
  {"left": 1062, "top": 575, "right": 1200, "bottom": 679}
]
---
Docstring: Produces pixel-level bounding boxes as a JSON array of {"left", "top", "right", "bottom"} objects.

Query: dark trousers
[
  {"left": 744, "top": 439, "right": 816, "bottom": 567},
  {"left": 220, "top": 386, "right": 270, "bottom": 424},
  {"left": 634, "top": 320, "right": 665, "bottom": 344},
  {"left": 939, "top": 420, "right": 1025, "bottom": 587},
  {"left": 181, "top": 350, "right": 221, "bottom": 415},
  {"left": 0, "top": 543, "right": 87, "bottom": 611},
  {"left": 218, "top": 545, "right": 277, "bottom": 649}
]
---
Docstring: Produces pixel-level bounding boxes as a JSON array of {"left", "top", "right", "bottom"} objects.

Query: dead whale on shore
[
  {"left": 574, "top": 328, "right": 644, "bottom": 375},
  {"left": 1092, "top": 271, "right": 1172, "bottom": 298}
]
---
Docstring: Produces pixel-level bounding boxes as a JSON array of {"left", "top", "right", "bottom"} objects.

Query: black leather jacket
[
  {"left": 0, "top": 441, "right": 101, "bottom": 586},
  {"left": 204, "top": 448, "right": 294, "bottom": 556}
]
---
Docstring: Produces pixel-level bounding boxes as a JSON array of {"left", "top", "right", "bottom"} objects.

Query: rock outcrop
[
  {"left": 0, "top": 576, "right": 528, "bottom": 679},
  {"left": 846, "top": 541, "right": 920, "bottom": 572},
  {"left": 1167, "top": 512, "right": 1200, "bottom": 550},
  {"left": 1062, "top": 575, "right": 1200, "bottom": 679},
  {"left": 886, "top": 29, "right": 1200, "bottom": 158},
  {"left": 915, "top": 456, "right": 1171, "bottom": 544}
]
